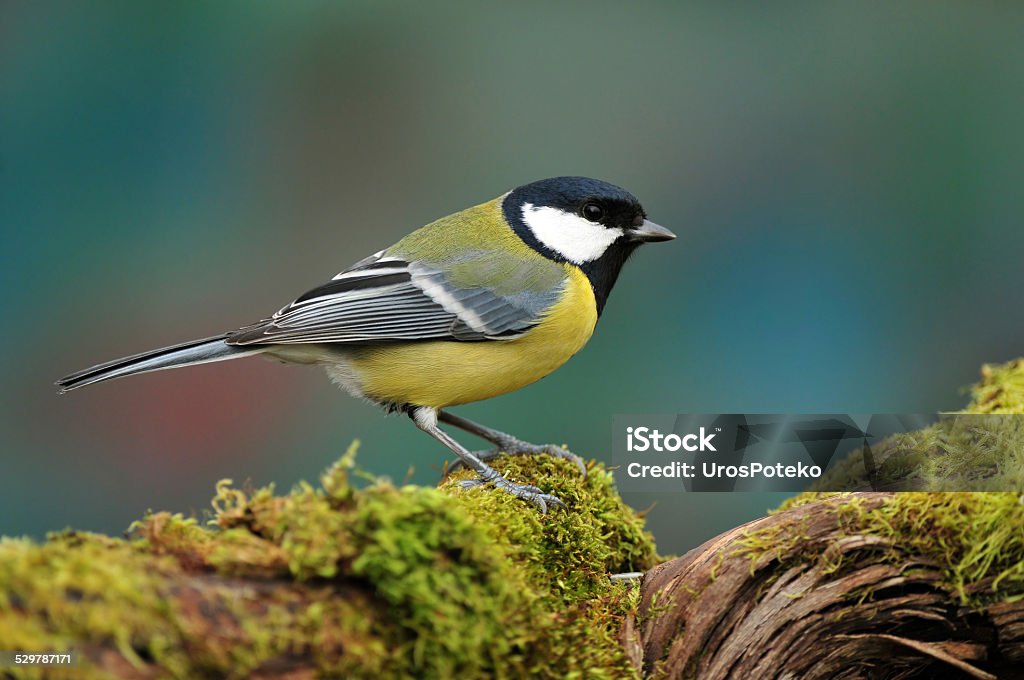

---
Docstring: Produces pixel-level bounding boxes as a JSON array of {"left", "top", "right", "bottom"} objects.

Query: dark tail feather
[{"left": 56, "top": 335, "right": 261, "bottom": 393}]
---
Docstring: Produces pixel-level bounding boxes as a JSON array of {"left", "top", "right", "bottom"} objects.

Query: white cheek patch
[{"left": 520, "top": 203, "right": 623, "bottom": 264}]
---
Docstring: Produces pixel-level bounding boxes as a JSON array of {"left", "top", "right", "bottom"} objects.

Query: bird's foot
[
  {"left": 458, "top": 475, "right": 566, "bottom": 514},
  {"left": 449, "top": 438, "right": 587, "bottom": 477}
]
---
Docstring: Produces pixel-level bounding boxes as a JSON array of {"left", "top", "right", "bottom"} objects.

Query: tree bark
[{"left": 628, "top": 492, "right": 1024, "bottom": 679}]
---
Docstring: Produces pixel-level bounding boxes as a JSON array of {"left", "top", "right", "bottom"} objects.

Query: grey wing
[{"left": 226, "top": 252, "right": 565, "bottom": 346}]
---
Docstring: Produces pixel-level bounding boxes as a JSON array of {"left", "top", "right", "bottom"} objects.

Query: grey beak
[{"left": 630, "top": 219, "right": 676, "bottom": 243}]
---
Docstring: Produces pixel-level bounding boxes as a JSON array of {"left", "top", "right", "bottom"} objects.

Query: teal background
[{"left": 3, "top": 3, "right": 1023, "bottom": 555}]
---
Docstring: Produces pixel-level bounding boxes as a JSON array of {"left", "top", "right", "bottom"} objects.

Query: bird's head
[{"left": 502, "top": 176, "right": 674, "bottom": 266}]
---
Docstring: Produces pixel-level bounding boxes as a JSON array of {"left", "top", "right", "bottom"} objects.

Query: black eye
[{"left": 581, "top": 202, "right": 604, "bottom": 223}]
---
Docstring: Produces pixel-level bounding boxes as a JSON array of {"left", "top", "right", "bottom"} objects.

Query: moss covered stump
[
  {"left": 0, "top": 445, "right": 657, "bottom": 679},
  {"left": 633, "top": 358, "right": 1024, "bottom": 679}
]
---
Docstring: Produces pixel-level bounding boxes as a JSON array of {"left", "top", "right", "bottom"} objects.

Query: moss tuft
[
  {"left": 812, "top": 358, "right": 1024, "bottom": 491},
  {"left": 969, "top": 358, "right": 1024, "bottom": 414},
  {"left": 442, "top": 455, "right": 657, "bottom": 599}
]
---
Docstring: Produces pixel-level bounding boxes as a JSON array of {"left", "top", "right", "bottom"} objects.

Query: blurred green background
[{"left": 3, "top": 2, "right": 1023, "bottom": 555}]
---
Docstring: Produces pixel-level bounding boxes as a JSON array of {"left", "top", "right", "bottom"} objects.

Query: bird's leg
[
  {"left": 410, "top": 407, "right": 565, "bottom": 513},
  {"left": 437, "top": 411, "right": 587, "bottom": 477}
]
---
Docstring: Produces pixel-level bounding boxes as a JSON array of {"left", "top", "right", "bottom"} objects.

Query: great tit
[{"left": 57, "top": 176, "right": 675, "bottom": 512}]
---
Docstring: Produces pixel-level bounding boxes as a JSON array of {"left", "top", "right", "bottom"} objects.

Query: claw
[
  {"left": 447, "top": 441, "right": 587, "bottom": 478},
  {"left": 458, "top": 474, "right": 567, "bottom": 513}
]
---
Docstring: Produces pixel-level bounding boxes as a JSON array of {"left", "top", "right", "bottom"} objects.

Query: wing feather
[{"left": 226, "top": 253, "right": 565, "bottom": 346}]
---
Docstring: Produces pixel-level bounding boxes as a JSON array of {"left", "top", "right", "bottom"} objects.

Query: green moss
[
  {"left": 969, "top": 358, "right": 1024, "bottom": 414},
  {"left": 442, "top": 454, "right": 657, "bottom": 599},
  {"left": 811, "top": 417, "right": 1024, "bottom": 492},
  {"left": 746, "top": 359, "right": 1024, "bottom": 609},
  {"left": 757, "top": 492, "right": 1024, "bottom": 607},
  {"left": 441, "top": 454, "right": 657, "bottom": 677},
  {"left": 840, "top": 493, "right": 1024, "bottom": 603},
  {"left": 0, "top": 442, "right": 657, "bottom": 678},
  {"left": 812, "top": 358, "right": 1024, "bottom": 491},
  {"left": 0, "top": 531, "right": 192, "bottom": 678}
]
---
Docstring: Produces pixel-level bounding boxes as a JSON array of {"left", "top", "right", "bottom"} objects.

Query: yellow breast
[{"left": 347, "top": 265, "right": 597, "bottom": 409}]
